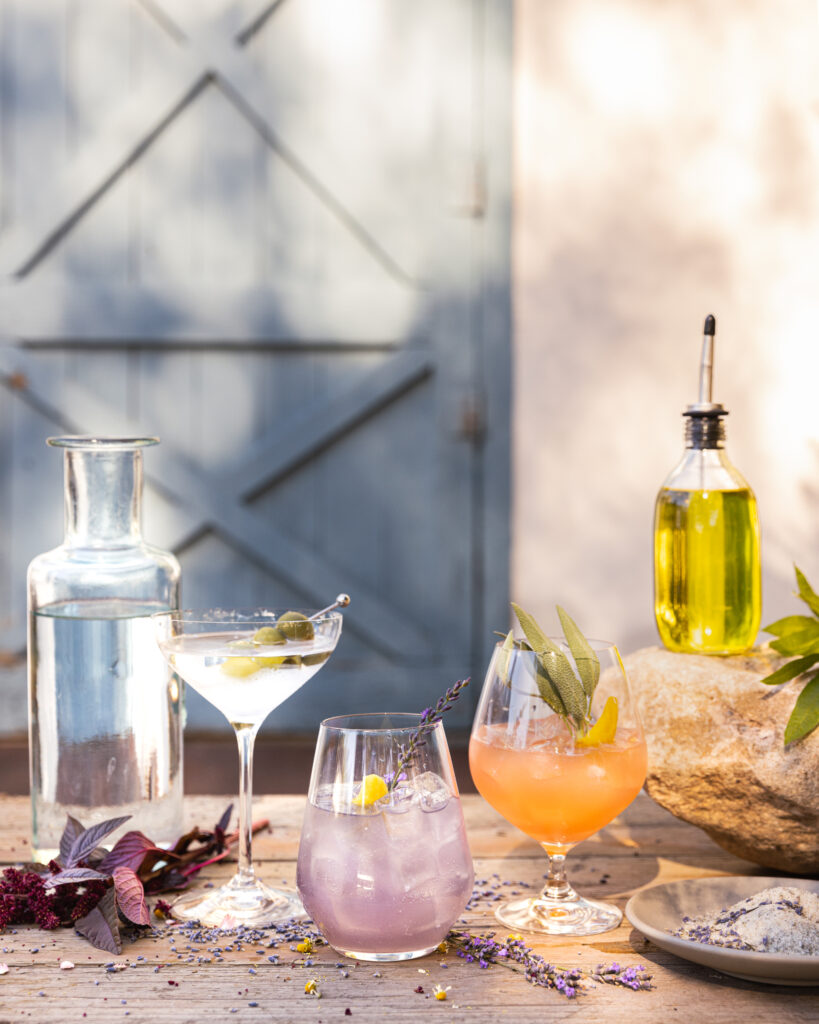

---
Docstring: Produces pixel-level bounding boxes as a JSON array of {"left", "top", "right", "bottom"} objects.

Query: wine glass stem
[
  {"left": 543, "top": 851, "right": 573, "bottom": 900},
  {"left": 234, "top": 723, "right": 260, "bottom": 884}
]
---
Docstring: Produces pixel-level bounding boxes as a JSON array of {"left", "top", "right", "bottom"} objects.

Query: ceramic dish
[{"left": 625, "top": 876, "right": 819, "bottom": 986}]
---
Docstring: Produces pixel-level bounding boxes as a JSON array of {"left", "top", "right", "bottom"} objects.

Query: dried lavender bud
[{"left": 388, "top": 678, "right": 470, "bottom": 791}]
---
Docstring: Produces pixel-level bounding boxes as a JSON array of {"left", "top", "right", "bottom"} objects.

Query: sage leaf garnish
[
  {"left": 505, "top": 603, "right": 598, "bottom": 730},
  {"left": 511, "top": 602, "right": 553, "bottom": 654},
  {"left": 761, "top": 565, "right": 819, "bottom": 744},
  {"left": 533, "top": 659, "right": 568, "bottom": 717},
  {"left": 537, "top": 648, "right": 587, "bottom": 726},
  {"left": 497, "top": 629, "right": 516, "bottom": 686},
  {"left": 557, "top": 605, "right": 600, "bottom": 698},
  {"left": 783, "top": 671, "right": 819, "bottom": 745}
]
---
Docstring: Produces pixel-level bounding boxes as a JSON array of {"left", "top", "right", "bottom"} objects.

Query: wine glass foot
[
  {"left": 495, "top": 893, "right": 622, "bottom": 937},
  {"left": 170, "top": 877, "right": 306, "bottom": 929}
]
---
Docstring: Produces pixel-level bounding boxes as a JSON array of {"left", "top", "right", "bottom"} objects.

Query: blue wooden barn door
[{"left": 0, "top": 0, "right": 511, "bottom": 732}]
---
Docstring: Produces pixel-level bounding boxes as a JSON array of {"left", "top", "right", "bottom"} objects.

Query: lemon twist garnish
[
  {"left": 353, "top": 774, "right": 388, "bottom": 807},
  {"left": 576, "top": 695, "right": 618, "bottom": 747}
]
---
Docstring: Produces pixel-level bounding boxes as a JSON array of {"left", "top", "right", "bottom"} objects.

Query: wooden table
[{"left": 1, "top": 793, "right": 817, "bottom": 1022}]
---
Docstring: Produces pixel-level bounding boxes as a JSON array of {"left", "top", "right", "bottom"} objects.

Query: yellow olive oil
[{"left": 654, "top": 487, "right": 761, "bottom": 654}]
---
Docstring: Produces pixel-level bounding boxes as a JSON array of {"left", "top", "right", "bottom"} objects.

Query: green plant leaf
[
  {"left": 784, "top": 670, "right": 819, "bottom": 744},
  {"left": 769, "top": 623, "right": 819, "bottom": 656},
  {"left": 795, "top": 566, "right": 819, "bottom": 618},
  {"left": 760, "top": 653, "right": 819, "bottom": 686},
  {"left": 536, "top": 649, "right": 587, "bottom": 725},
  {"left": 511, "top": 602, "right": 551, "bottom": 653},
  {"left": 496, "top": 630, "right": 516, "bottom": 687},
  {"left": 557, "top": 606, "right": 600, "bottom": 699},
  {"left": 763, "top": 615, "right": 818, "bottom": 638},
  {"left": 533, "top": 660, "right": 568, "bottom": 716},
  {"left": 511, "top": 602, "right": 587, "bottom": 726}
]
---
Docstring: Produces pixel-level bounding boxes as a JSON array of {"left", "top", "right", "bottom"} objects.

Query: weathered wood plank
[
  {"left": 0, "top": 794, "right": 815, "bottom": 1024},
  {"left": 219, "top": 349, "right": 435, "bottom": 498},
  {"left": 0, "top": 348, "right": 429, "bottom": 657},
  {"left": 0, "top": 282, "right": 417, "bottom": 342}
]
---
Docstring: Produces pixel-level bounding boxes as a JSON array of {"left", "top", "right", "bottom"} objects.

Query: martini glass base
[
  {"left": 495, "top": 893, "right": 622, "bottom": 937},
  {"left": 170, "top": 876, "right": 306, "bottom": 929}
]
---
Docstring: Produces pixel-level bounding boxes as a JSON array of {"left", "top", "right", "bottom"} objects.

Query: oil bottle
[{"left": 653, "top": 316, "right": 761, "bottom": 654}]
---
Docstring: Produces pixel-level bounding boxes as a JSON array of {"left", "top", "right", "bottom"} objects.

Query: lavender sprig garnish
[
  {"left": 448, "top": 931, "right": 652, "bottom": 998},
  {"left": 387, "top": 678, "right": 470, "bottom": 792}
]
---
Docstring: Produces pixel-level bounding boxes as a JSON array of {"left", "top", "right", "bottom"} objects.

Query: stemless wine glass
[
  {"left": 469, "top": 639, "right": 647, "bottom": 935},
  {"left": 153, "top": 605, "right": 344, "bottom": 927},
  {"left": 296, "top": 713, "right": 474, "bottom": 960}
]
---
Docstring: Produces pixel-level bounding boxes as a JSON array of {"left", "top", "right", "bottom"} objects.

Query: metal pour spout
[{"left": 698, "top": 314, "right": 716, "bottom": 404}]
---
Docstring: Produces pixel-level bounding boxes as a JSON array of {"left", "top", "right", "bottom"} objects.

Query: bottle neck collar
[
  {"left": 684, "top": 413, "right": 726, "bottom": 450},
  {"left": 64, "top": 449, "right": 143, "bottom": 546}
]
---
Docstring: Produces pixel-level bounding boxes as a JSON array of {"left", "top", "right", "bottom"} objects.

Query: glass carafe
[{"left": 27, "top": 437, "right": 182, "bottom": 859}]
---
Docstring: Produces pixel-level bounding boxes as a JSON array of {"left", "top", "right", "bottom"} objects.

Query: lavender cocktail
[{"left": 297, "top": 712, "right": 474, "bottom": 961}]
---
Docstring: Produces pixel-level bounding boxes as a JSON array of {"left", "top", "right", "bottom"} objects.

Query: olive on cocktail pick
[
  {"left": 276, "top": 611, "right": 315, "bottom": 642},
  {"left": 253, "top": 625, "right": 287, "bottom": 645}
]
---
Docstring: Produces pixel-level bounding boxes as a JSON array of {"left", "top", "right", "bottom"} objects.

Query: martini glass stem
[
  {"left": 542, "top": 850, "right": 575, "bottom": 901},
  {"left": 234, "top": 723, "right": 260, "bottom": 884}
]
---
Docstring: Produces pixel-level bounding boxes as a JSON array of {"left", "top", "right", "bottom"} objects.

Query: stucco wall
[{"left": 513, "top": 0, "right": 819, "bottom": 652}]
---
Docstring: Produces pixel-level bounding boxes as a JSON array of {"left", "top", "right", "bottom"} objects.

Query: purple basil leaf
[
  {"left": 48, "top": 867, "right": 108, "bottom": 886},
  {"left": 75, "top": 889, "right": 121, "bottom": 954},
  {"left": 112, "top": 866, "right": 150, "bottom": 926},
  {"left": 59, "top": 814, "right": 86, "bottom": 866},
  {"left": 216, "top": 803, "right": 234, "bottom": 834},
  {"left": 67, "top": 815, "right": 131, "bottom": 868},
  {"left": 99, "top": 831, "right": 165, "bottom": 874}
]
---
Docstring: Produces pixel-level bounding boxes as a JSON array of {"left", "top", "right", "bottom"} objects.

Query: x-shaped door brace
[
  {"left": 0, "top": 0, "right": 413, "bottom": 285},
  {"left": 0, "top": 344, "right": 433, "bottom": 657}
]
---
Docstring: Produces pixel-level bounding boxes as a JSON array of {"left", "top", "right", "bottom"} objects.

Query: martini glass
[{"left": 153, "top": 600, "right": 346, "bottom": 927}]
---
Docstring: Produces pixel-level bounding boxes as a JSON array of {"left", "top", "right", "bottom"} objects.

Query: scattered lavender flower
[{"left": 449, "top": 930, "right": 652, "bottom": 998}]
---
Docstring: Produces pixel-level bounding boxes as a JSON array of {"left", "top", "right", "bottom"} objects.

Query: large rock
[{"left": 623, "top": 646, "right": 819, "bottom": 875}]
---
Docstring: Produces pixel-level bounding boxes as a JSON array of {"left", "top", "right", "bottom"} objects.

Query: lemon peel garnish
[
  {"left": 575, "top": 696, "right": 618, "bottom": 747},
  {"left": 353, "top": 774, "right": 389, "bottom": 807}
]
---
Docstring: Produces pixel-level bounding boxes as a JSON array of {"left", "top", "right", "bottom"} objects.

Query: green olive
[
  {"left": 276, "top": 611, "right": 315, "bottom": 642},
  {"left": 220, "top": 657, "right": 259, "bottom": 678},
  {"left": 253, "top": 626, "right": 287, "bottom": 646},
  {"left": 303, "top": 652, "right": 330, "bottom": 666},
  {"left": 253, "top": 656, "right": 288, "bottom": 668},
  {"left": 227, "top": 639, "right": 256, "bottom": 650}
]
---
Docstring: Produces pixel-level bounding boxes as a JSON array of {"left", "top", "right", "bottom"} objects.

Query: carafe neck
[{"left": 64, "top": 448, "right": 144, "bottom": 547}]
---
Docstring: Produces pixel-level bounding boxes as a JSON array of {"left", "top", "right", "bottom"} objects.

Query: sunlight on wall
[
  {"left": 513, "top": 0, "right": 819, "bottom": 651},
  {"left": 566, "top": 5, "right": 673, "bottom": 120}
]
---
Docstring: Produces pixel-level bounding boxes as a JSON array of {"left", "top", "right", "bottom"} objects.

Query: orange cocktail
[
  {"left": 469, "top": 723, "right": 647, "bottom": 852},
  {"left": 469, "top": 614, "right": 647, "bottom": 936}
]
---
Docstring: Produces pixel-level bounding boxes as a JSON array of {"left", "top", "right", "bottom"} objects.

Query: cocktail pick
[{"left": 309, "top": 594, "right": 351, "bottom": 620}]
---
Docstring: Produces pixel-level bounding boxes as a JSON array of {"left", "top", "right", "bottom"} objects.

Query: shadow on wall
[{"left": 0, "top": 1, "right": 511, "bottom": 735}]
